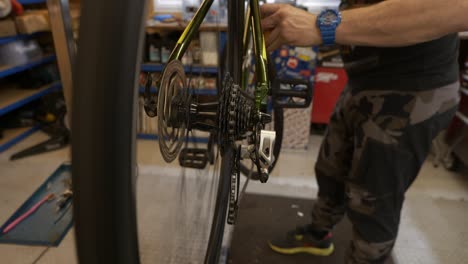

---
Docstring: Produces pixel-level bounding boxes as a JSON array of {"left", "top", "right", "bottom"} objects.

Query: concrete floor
[{"left": 0, "top": 131, "right": 467, "bottom": 263}]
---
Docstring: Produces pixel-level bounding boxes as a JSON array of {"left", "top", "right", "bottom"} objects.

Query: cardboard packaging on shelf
[
  {"left": 15, "top": 10, "right": 50, "bottom": 34},
  {"left": 0, "top": 18, "right": 17, "bottom": 38}
]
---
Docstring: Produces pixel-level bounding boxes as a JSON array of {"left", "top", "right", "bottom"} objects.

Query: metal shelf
[
  {"left": 0, "top": 32, "right": 48, "bottom": 46},
  {"left": 17, "top": 0, "right": 46, "bottom": 4},
  {"left": 137, "top": 134, "right": 209, "bottom": 144},
  {"left": 138, "top": 86, "right": 217, "bottom": 95},
  {"left": 0, "top": 125, "right": 41, "bottom": 153},
  {"left": 0, "top": 81, "right": 62, "bottom": 117},
  {"left": 0, "top": 54, "right": 56, "bottom": 79},
  {"left": 141, "top": 63, "right": 218, "bottom": 74},
  {"left": 193, "top": 89, "right": 217, "bottom": 95}
]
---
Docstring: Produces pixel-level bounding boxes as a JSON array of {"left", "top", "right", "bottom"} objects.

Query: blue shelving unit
[
  {"left": 0, "top": 82, "right": 62, "bottom": 116},
  {"left": 17, "top": 0, "right": 46, "bottom": 4},
  {"left": 137, "top": 133, "right": 209, "bottom": 144},
  {"left": 0, "top": 35, "right": 31, "bottom": 46},
  {"left": 194, "top": 89, "right": 217, "bottom": 96},
  {"left": 0, "top": 54, "right": 56, "bottom": 79},
  {"left": 0, "top": 82, "right": 61, "bottom": 152},
  {"left": 0, "top": 125, "right": 41, "bottom": 152},
  {"left": 0, "top": 53, "right": 58, "bottom": 152},
  {"left": 141, "top": 63, "right": 218, "bottom": 74},
  {"left": 138, "top": 86, "right": 217, "bottom": 95},
  {"left": 139, "top": 86, "right": 157, "bottom": 93},
  {"left": 0, "top": 32, "right": 47, "bottom": 46}
]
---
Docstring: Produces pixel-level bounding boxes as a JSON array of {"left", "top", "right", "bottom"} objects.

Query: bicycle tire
[
  {"left": 72, "top": 0, "right": 145, "bottom": 263},
  {"left": 204, "top": 0, "right": 246, "bottom": 262},
  {"left": 73, "top": 0, "right": 244, "bottom": 263}
]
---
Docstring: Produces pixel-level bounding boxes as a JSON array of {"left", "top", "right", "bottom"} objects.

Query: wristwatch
[{"left": 316, "top": 9, "right": 342, "bottom": 46}]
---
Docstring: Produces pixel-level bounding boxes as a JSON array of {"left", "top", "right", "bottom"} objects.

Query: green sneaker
[{"left": 268, "top": 224, "right": 334, "bottom": 256}]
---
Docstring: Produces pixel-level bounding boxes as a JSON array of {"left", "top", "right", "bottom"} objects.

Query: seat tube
[
  {"left": 227, "top": 0, "right": 245, "bottom": 84},
  {"left": 250, "top": 0, "right": 269, "bottom": 111},
  {"left": 168, "top": 0, "right": 214, "bottom": 62}
]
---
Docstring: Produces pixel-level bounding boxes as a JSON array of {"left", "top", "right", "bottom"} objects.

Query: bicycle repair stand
[{"left": 9, "top": 114, "right": 70, "bottom": 161}]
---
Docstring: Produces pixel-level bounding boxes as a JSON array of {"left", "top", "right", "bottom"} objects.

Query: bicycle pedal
[
  {"left": 272, "top": 78, "right": 313, "bottom": 108},
  {"left": 178, "top": 148, "right": 208, "bottom": 169}
]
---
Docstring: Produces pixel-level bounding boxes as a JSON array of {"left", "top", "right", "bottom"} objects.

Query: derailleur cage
[{"left": 252, "top": 122, "right": 276, "bottom": 183}]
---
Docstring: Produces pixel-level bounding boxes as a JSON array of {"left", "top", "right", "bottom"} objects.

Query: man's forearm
[{"left": 336, "top": 0, "right": 468, "bottom": 47}]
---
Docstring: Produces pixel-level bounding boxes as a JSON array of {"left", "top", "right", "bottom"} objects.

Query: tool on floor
[
  {"left": 56, "top": 189, "right": 73, "bottom": 210},
  {"left": 9, "top": 92, "right": 70, "bottom": 161},
  {"left": 2, "top": 193, "right": 55, "bottom": 234},
  {"left": 54, "top": 189, "right": 73, "bottom": 225},
  {"left": 0, "top": 164, "right": 73, "bottom": 246},
  {"left": 9, "top": 128, "right": 69, "bottom": 160},
  {"left": 54, "top": 201, "right": 72, "bottom": 225}
]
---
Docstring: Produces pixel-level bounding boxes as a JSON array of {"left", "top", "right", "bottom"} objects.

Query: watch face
[{"left": 318, "top": 10, "right": 339, "bottom": 26}]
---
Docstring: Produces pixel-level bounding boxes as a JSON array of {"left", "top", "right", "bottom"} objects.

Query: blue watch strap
[
  {"left": 320, "top": 26, "right": 337, "bottom": 46},
  {"left": 317, "top": 9, "right": 341, "bottom": 46}
]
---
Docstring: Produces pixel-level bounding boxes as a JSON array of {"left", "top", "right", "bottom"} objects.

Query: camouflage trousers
[{"left": 311, "top": 82, "right": 460, "bottom": 264}]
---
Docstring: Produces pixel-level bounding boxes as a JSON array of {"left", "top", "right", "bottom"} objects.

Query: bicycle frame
[{"left": 167, "top": 0, "right": 270, "bottom": 111}]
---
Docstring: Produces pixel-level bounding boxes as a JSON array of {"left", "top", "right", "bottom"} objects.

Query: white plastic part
[{"left": 259, "top": 130, "right": 276, "bottom": 167}]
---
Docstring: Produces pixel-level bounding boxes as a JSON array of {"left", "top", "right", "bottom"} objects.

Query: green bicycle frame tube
[
  {"left": 167, "top": 0, "right": 269, "bottom": 112},
  {"left": 168, "top": 0, "right": 214, "bottom": 62},
  {"left": 241, "top": 5, "right": 252, "bottom": 91},
  {"left": 249, "top": 0, "right": 269, "bottom": 110}
]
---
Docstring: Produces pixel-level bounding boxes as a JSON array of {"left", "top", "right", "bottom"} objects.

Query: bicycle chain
[
  {"left": 219, "top": 74, "right": 256, "bottom": 225},
  {"left": 227, "top": 145, "right": 241, "bottom": 225},
  {"left": 218, "top": 74, "right": 254, "bottom": 145}
]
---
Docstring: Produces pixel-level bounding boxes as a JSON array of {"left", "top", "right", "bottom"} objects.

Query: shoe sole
[{"left": 268, "top": 241, "right": 334, "bottom": 256}]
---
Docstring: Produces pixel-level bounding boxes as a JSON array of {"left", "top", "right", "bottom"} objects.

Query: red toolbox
[{"left": 311, "top": 67, "right": 348, "bottom": 124}]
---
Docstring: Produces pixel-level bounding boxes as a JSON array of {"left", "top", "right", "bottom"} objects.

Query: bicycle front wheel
[{"left": 73, "top": 0, "right": 245, "bottom": 264}]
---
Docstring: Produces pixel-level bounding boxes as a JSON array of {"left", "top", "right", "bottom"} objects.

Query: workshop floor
[{"left": 0, "top": 131, "right": 467, "bottom": 264}]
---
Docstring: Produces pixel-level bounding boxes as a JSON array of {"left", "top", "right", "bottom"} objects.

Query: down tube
[
  {"left": 168, "top": 0, "right": 214, "bottom": 61},
  {"left": 250, "top": 0, "right": 269, "bottom": 110}
]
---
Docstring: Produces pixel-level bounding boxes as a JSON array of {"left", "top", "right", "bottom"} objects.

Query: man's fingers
[
  {"left": 261, "top": 11, "right": 281, "bottom": 30},
  {"left": 260, "top": 3, "right": 283, "bottom": 18},
  {"left": 266, "top": 28, "right": 280, "bottom": 48},
  {"left": 267, "top": 36, "right": 283, "bottom": 53}
]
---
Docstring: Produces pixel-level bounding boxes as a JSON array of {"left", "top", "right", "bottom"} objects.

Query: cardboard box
[
  {"left": 16, "top": 10, "right": 50, "bottom": 34},
  {"left": 199, "top": 32, "right": 218, "bottom": 66},
  {"left": 0, "top": 18, "right": 18, "bottom": 38}
]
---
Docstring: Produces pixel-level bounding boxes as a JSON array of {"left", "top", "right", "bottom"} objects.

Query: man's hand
[{"left": 261, "top": 4, "right": 321, "bottom": 52}]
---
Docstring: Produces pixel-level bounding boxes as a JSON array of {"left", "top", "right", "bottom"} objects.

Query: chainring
[{"left": 157, "top": 60, "right": 189, "bottom": 162}]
